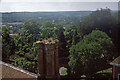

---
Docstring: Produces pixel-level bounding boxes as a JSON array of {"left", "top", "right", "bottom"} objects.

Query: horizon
[{"left": 1, "top": 9, "right": 118, "bottom": 13}]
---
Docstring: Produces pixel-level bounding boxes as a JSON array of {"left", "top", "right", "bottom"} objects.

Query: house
[{"left": 110, "top": 56, "right": 120, "bottom": 80}]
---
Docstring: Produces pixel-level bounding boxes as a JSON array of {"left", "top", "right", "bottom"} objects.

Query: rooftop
[
  {"left": 110, "top": 56, "right": 120, "bottom": 67},
  {"left": 0, "top": 61, "right": 38, "bottom": 79}
]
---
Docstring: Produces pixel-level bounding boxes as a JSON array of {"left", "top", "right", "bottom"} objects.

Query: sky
[{"left": 0, "top": 0, "right": 119, "bottom": 12}]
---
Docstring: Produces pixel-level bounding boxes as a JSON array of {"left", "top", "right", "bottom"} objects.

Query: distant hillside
[{"left": 2, "top": 11, "right": 92, "bottom": 25}]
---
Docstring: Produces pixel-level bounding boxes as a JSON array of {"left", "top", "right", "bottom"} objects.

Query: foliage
[
  {"left": 79, "top": 8, "right": 116, "bottom": 35},
  {"left": 12, "top": 20, "right": 39, "bottom": 73},
  {"left": 12, "top": 57, "right": 37, "bottom": 73},
  {"left": 64, "top": 25, "right": 80, "bottom": 57},
  {"left": 68, "top": 30, "right": 115, "bottom": 77},
  {"left": 15, "top": 42, "right": 37, "bottom": 61},
  {"left": 41, "top": 27, "right": 55, "bottom": 39},
  {"left": 78, "top": 8, "right": 119, "bottom": 55},
  {"left": 61, "top": 69, "right": 68, "bottom": 76},
  {"left": 41, "top": 21, "right": 58, "bottom": 39},
  {"left": 2, "top": 8, "right": 119, "bottom": 76},
  {"left": 64, "top": 25, "right": 81, "bottom": 48},
  {"left": 41, "top": 21, "right": 67, "bottom": 57},
  {"left": 56, "top": 27, "right": 68, "bottom": 57},
  {"left": 2, "top": 27, "right": 15, "bottom": 61},
  {"left": 23, "top": 20, "right": 40, "bottom": 34},
  {"left": 15, "top": 21, "right": 38, "bottom": 60},
  {"left": 42, "top": 21, "right": 55, "bottom": 28}
]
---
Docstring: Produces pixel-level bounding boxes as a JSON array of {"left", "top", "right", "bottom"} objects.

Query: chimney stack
[{"left": 36, "top": 38, "right": 59, "bottom": 79}]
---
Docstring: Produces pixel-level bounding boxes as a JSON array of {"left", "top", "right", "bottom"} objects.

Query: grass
[
  {"left": 60, "top": 68, "right": 112, "bottom": 77},
  {"left": 96, "top": 69, "right": 112, "bottom": 74},
  {"left": 94, "top": 69, "right": 112, "bottom": 78}
]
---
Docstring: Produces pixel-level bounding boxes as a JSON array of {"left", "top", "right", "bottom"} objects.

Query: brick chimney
[{"left": 36, "top": 38, "right": 59, "bottom": 79}]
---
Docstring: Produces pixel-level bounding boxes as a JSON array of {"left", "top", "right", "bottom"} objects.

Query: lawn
[
  {"left": 96, "top": 68, "right": 112, "bottom": 74},
  {"left": 93, "top": 68, "right": 112, "bottom": 78},
  {"left": 61, "top": 68, "right": 112, "bottom": 78}
]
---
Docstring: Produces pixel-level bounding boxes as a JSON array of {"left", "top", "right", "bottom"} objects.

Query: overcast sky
[{"left": 0, "top": 0, "right": 119, "bottom": 12}]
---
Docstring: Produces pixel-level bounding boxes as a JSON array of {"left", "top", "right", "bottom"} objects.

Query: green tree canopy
[
  {"left": 41, "top": 21, "right": 56, "bottom": 39},
  {"left": 79, "top": 8, "right": 116, "bottom": 35},
  {"left": 2, "top": 27, "right": 15, "bottom": 61},
  {"left": 78, "top": 8, "right": 119, "bottom": 55},
  {"left": 64, "top": 25, "right": 81, "bottom": 49},
  {"left": 68, "top": 30, "right": 115, "bottom": 77},
  {"left": 42, "top": 21, "right": 55, "bottom": 28},
  {"left": 12, "top": 20, "right": 39, "bottom": 73},
  {"left": 23, "top": 20, "right": 40, "bottom": 34}
]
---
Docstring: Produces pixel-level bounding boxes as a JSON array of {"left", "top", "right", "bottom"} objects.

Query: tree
[
  {"left": 15, "top": 20, "right": 39, "bottom": 58},
  {"left": 2, "top": 27, "right": 15, "bottom": 62},
  {"left": 12, "top": 57, "right": 37, "bottom": 73},
  {"left": 64, "top": 25, "right": 80, "bottom": 48},
  {"left": 68, "top": 30, "right": 115, "bottom": 77},
  {"left": 13, "top": 20, "right": 39, "bottom": 73},
  {"left": 41, "top": 21, "right": 56, "bottom": 39},
  {"left": 55, "top": 26, "right": 68, "bottom": 57},
  {"left": 41, "top": 22, "right": 68, "bottom": 57},
  {"left": 78, "top": 8, "right": 119, "bottom": 55},
  {"left": 16, "top": 20, "right": 41, "bottom": 46},
  {"left": 23, "top": 20, "right": 40, "bottom": 35},
  {"left": 79, "top": 8, "right": 116, "bottom": 35},
  {"left": 42, "top": 21, "right": 55, "bottom": 28}
]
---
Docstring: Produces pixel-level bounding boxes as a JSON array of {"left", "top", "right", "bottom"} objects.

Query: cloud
[
  {"left": 1, "top": 0, "right": 119, "bottom": 2},
  {"left": 0, "top": 2, "right": 118, "bottom": 12}
]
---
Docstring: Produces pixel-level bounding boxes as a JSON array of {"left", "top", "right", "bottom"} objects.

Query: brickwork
[
  {"left": 36, "top": 38, "right": 59, "bottom": 79},
  {"left": 110, "top": 56, "right": 120, "bottom": 79},
  {"left": 113, "top": 66, "right": 120, "bottom": 78}
]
